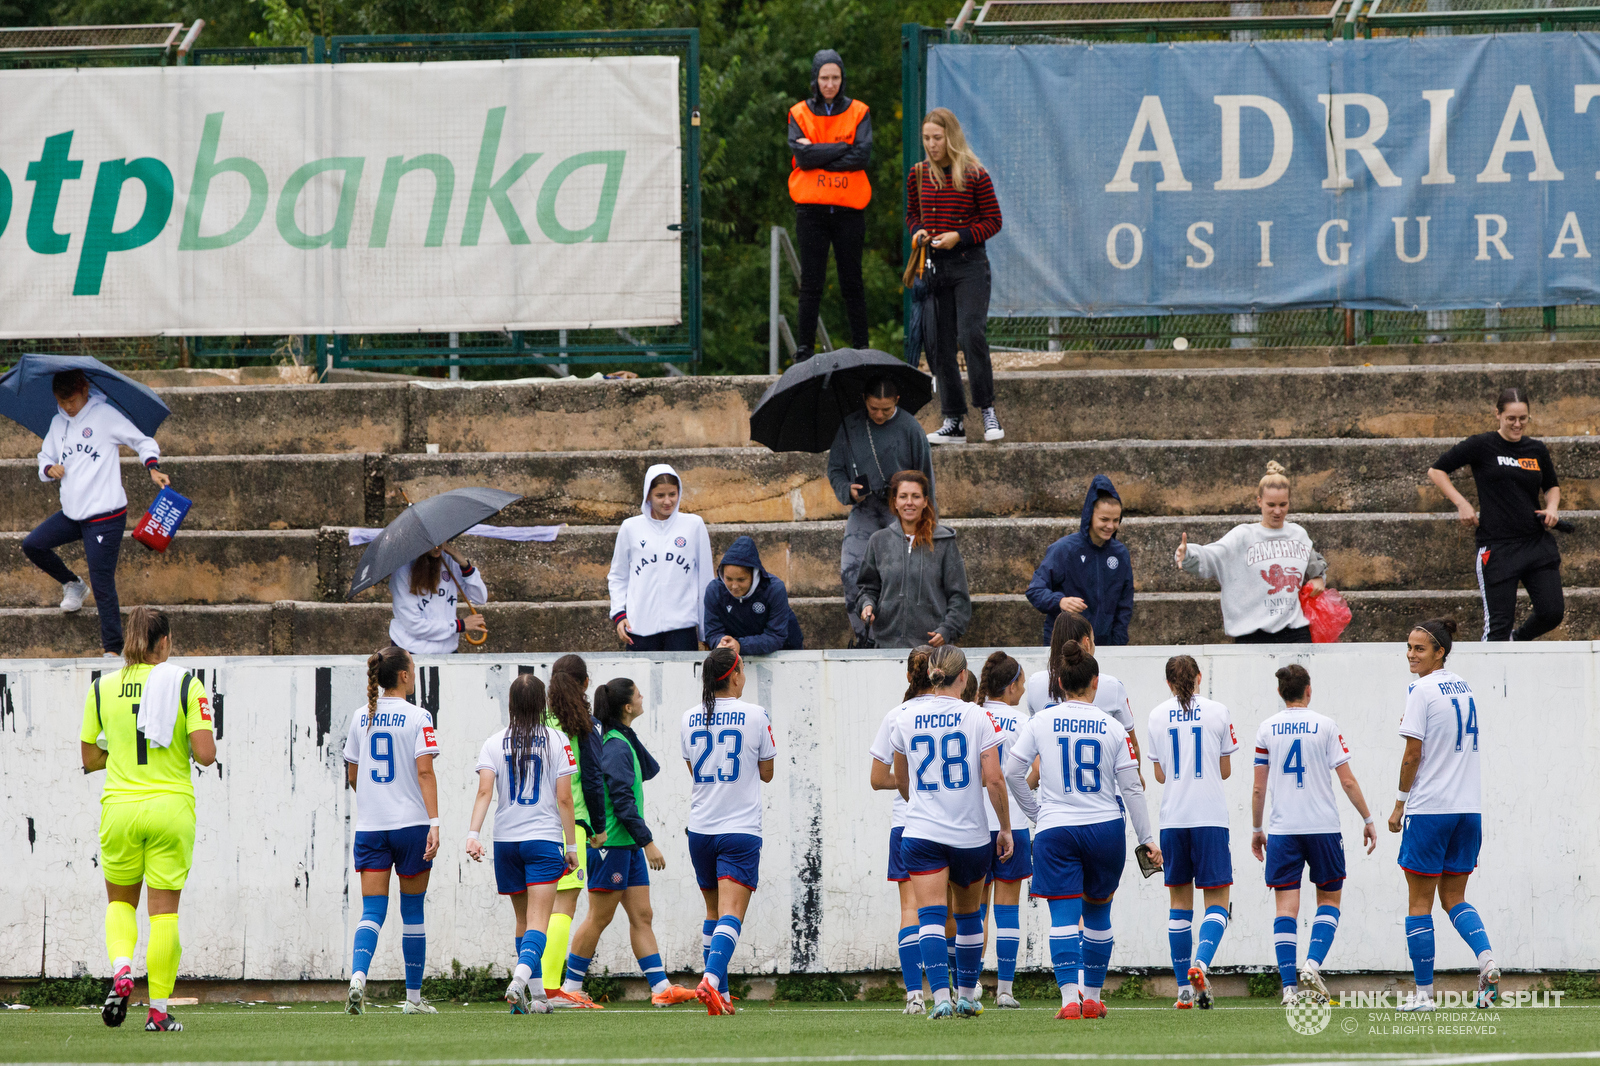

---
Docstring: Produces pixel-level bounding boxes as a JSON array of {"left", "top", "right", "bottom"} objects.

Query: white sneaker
[
  {"left": 928, "top": 418, "right": 965, "bottom": 445},
  {"left": 526, "top": 990, "right": 553, "bottom": 1015},
  {"left": 1299, "top": 962, "right": 1330, "bottom": 1001},
  {"left": 400, "top": 998, "right": 437, "bottom": 1014},
  {"left": 1478, "top": 960, "right": 1501, "bottom": 1007},
  {"left": 1281, "top": 986, "right": 1299, "bottom": 1006},
  {"left": 1399, "top": 992, "right": 1436, "bottom": 1013},
  {"left": 994, "top": 992, "right": 1021, "bottom": 1009},
  {"left": 903, "top": 990, "right": 925, "bottom": 1015},
  {"left": 345, "top": 978, "right": 365, "bottom": 1015},
  {"left": 981, "top": 407, "right": 1005, "bottom": 442},
  {"left": 60, "top": 579, "right": 88, "bottom": 612}
]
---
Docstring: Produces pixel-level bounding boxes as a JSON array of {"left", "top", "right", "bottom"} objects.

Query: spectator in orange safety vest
[{"left": 787, "top": 48, "right": 872, "bottom": 364}]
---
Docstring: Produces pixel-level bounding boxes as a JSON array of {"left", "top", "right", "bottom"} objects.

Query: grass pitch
[{"left": 4, "top": 998, "right": 1598, "bottom": 1065}]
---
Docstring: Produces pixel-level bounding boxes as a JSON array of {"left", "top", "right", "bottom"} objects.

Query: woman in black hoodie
[{"left": 787, "top": 48, "right": 872, "bottom": 362}]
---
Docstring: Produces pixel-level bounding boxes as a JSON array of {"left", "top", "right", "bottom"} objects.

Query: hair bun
[
  {"left": 1265, "top": 460, "right": 1288, "bottom": 476},
  {"left": 1438, "top": 619, "right": 1458, "bottom": 636}
]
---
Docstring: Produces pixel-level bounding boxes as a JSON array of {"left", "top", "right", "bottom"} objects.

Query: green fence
[
  {"left": 902, "top": 9, "right": 1600, "bottom": 351},
  {"left": 0, "top": 29, "right": 701, "bottom": 376}
]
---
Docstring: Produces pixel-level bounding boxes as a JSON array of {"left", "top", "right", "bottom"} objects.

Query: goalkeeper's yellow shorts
[
  {"left": 557, "top": 826, "right": 589, "bottom": 891},
  {"left": 99, "top": 795, "right": 196, "bottom": 891}
]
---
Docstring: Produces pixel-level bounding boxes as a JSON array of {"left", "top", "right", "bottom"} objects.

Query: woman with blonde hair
[
  {"left": 79, "top": 607, "right": 216, "bottom": 1032},
  {"left": 1174, "top": 461, "right": 1328, "bottom": 643},
  {"left": 907, "top": 107, "right": 1005, "bottom": 446},
  {"left": 857, "top": 470, "right": 971, "bottom": 648}
]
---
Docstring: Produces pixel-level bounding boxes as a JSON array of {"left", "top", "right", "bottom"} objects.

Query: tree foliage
[{"left": 6, "top": 0, "right": 947, "bottom": 374}]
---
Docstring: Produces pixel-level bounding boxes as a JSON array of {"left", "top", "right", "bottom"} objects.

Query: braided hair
[
  {"left": 977, "top": 651, "right": 1023, "bottom": 706},
  {"left": 903, "top": 645, "right": 935, "bottom": 701},
  {"left": 701, "top": 647, "right": 741, "bottom": 718},
  {"left": 366, "top": 646, "right": 411, "bottom": 729}
]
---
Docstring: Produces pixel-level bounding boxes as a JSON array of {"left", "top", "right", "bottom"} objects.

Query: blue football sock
[
  {"left": 1405, "top": 915, "right": 1436, "bottom": 989},
  {"left": 1447, "top": 902, "right": 1493, "bottom": 962},
  {"left": 706, "top": 915, "right": 742, "bottom": 991},
  {"left": 947, "top": 942, "right": 958, "bottom": 990},
  {"left": 953, "top": 910, "right": 983, "bottom": 996},
  {"left": 1195, "top": 905, "right": 1230, "bottom": 968},
  {"left": 993, "top": 905, "right": 1021, "bottom": 987},
  {"left": 563, "top": 952, "right": 592, "bottom": 991},
  {"left": 1274, "top": 915, "right": 1298, "bottom": 988},
  {"left": 1081, "top": 899, "right": 1113, "bottom": 995},
  {"left": 1308, "top": 906, "right": 1340, "bottom": 968},
  {"left": 897, "top": 925, "right": 923, "bottom": 993},
  {"left": 639, "top": 952, "right": 669, "bottom": 993},
  {"left": 1168, "top": 909, "right": 1194, "bottom": 987},
  {"left": 1047, "top": 897, "right": 1083, "bottom": 1002},
  {"left": 351, "top": 895, "right": 388, "bottom": 980},
  {"left": 399, "top": 892, "right": 426, "bottom": 996},
  {"left": 702, "top": 919, "right": 717, "bottom": 969},
  {"left": 517, "top": 928, "right": 547, "bottom": 982},
  {"left": 917, "top": 906, "right": 951, "bottom": 1002}
]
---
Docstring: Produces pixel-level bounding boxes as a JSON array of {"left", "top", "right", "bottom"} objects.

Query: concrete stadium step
[
  {"left": 7, "top": 511, "right": 1591, "bottom": 609},
  {"left": 2, "top": 357, "right": 1594, "bottom": 460},
  {"left": 1003, "top": 339, "right": 1600, "bottom": 371},
  {"left": 3, "top": 438, "right": 1596, "bottom": 531},
  {"left": 5, "top": 588, "right": 1596, "bottom": 658}
]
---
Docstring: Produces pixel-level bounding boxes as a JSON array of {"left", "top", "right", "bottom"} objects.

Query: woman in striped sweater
[{"left": 906, "top": 107, "right": 1004, "bottom": 445}]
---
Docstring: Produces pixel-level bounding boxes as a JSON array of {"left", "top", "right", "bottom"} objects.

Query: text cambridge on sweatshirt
[{"left": 607, "top": 463, "right": 715, "bottom": 640}]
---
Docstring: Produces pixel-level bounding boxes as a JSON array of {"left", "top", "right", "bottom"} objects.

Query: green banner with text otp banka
[{"left": 0, "top": 57, "right": 681, "bottom": 337}]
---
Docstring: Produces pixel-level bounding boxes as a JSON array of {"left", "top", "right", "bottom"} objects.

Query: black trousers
[
  {"left": 1477, "top": 535, "right": 1564, "bottom": 641},
  {"left": 928, "top": 246, "right": 995, "bottom": 418},
  {"left": 795, "top": 205, "right": 870, "bottom": 355},
  {"left": 22, "top": 508, "right": 126, "bottom": 652},
  {"left": 627, "top": 626, "right": 699, "bottom": 652},
  {"left": 1234, "top": 624, "right": 1312, "bottom": 645}
]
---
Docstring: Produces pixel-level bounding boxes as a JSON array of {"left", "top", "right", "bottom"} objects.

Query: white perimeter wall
[{"left": 3, "top": 643, "right": 1597, "bottom": 982}]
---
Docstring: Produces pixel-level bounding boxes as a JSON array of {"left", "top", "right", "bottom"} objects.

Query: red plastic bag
[{"left": 1300, "top": 585, "right": 1352, "bottom": 643}]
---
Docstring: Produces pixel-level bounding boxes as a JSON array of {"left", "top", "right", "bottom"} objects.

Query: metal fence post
[
  {"left": 770, "top": 227, "right": 781, "bottom": 375},
  {"left": 448, "top": 331, "right": 460, "bottom": 380}
]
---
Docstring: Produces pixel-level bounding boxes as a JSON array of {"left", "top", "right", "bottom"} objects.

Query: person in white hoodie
[
  {"left": 25, "top": 370, "right": 167, "bottom": 656},
  {"left": 388, "top": 543, "right": 488, "bottom": 655},
  {"left": 607, "top": 464, "right": 714, "bottom": 652}
]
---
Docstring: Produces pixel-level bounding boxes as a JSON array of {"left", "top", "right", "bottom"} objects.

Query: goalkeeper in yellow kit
[{"left": 79, "top": 607, "right": 216, "bottom": 1032}]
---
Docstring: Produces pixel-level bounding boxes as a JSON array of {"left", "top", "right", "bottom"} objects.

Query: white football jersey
[
  {"left": 342, "top": 697, "right": 441, "bottom": 832},
  {"left": 1010, "top": 700, "right": 1135, "bottom": 832},
  {"left": 889, "top": 695, "right": 1004, "bottom": 848},
  {"left": 474, "top": 725, "right": 578, "bottom": 843},
  {"left": 980, "top": 700, "right": 1034, "bottom": 831},
  {"left": 1254, "top": 707, "right": 1350, "bottom": 835},
  {"left": 1398, "top": 670, "right": 1481, "bottom": 815},
  {"left": 869, "top": 701, "right": 913, "bottom": 828},
  {"left": 1147, "top": 695, "right": 1238, "bottom": 829},
  {"left": 1026, "top": 669, "right": 1137, "bottom": 732},
  {"left": 680, "top": 697, "right": 778, "bottom": 836}
]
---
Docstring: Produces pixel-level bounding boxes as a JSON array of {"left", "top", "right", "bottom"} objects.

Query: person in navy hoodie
[
  {"left": 703, "top": 537, "right": 804, "bottom": 655},
  {"left": 1025, "top": 475, "right": 1133, "bottom": 647}
]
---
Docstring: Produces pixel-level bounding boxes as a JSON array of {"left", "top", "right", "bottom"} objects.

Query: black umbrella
[
  {"left": 749, "top": 348, "right": 933, "bottom": 454},
  {"left": 0, "top": 353, "right": 170, "bottom": 438},
  {"left": 347, "top": 487, "right": 522, "bottom": 599}
]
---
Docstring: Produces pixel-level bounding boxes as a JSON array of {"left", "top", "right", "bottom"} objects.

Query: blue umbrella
[{"left": 0, "top": 353, "right": 170, "bottom": 438}]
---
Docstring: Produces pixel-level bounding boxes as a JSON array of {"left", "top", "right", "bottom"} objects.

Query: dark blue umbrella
[
  {"left": 348, "top": 487, "right": 523, "bottom": 598},
  {"left": 0, "top": 353, "right": 170, "bottom": 438}
]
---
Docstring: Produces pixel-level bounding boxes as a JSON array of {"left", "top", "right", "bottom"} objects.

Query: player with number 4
[
  {"left": 1390, "top": 619, "right": 1499, "bottom": 1013},
  {"left": 1250, "top": 664, "right": 1378, "bottom": 1006}
]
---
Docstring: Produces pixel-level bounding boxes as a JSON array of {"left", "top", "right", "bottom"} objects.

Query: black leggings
[
  {"left": 1477, "top": 535, "right": 1564, "bottom": 641},
  {"left": 794, "top": 205, "right": 869, "bottom": 354}
]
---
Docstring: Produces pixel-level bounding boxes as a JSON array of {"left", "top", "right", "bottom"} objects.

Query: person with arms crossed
[
  {"left": 464, "top": 673, "right": 580, "bottom": 1015},
  {"left": 1390, "top": 619, "right": 1499, "bottom": 1012},
  {"left": 1147, "top": 655, "right": 1237, "bottom": 1009},
  {"left": 973, "top": 651, "right": 1034, "bottom": 1009},
  {"left": 1007, "top": 642, "right": 1157, "bottom": 1020},
  {"left": 682, "top": 648, "right": 778, "bottom": 1014},
  {"left": 80, "top": 607, "right": 215, "bottom": 1032},
  {"left": 29, "top": 369, "right": 169, "bottom": 656},
  {"left": 888, "top": 645, "right": 1012, "bottom": 1020},
  {"left": 342, "top": 646, "right": 442, "bottom": 1016},
  {"left": 1250, "top": 664, "right": 1377, "bottom": 1005},
  {"left": 868, "top": 646, "right": 938, "bottom": 1014},
  {"left": 1428, "top": 387, "right": 1564, "bottom": 642}
]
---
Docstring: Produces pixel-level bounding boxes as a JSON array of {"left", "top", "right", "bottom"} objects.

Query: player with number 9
[
  {"left": 680, "top": 648, "right": 777, "bottom": 1014},
  {"left": 464, "top": 673, "right": 579, "bottom": 1014},
  {"left": 342, "top": 646, "right": 442, "bottom": 1016},
  {"left": 1391, "top": 619, "right": 1499, "bottom": 1012}
]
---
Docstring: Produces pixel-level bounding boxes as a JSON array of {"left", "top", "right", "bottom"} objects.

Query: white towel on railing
[
  {"left": 135, "top": 662, "right": 185, "bottom": 749},
  {"left": 346, "top": 524, "right": 564, "bottom": 546}
]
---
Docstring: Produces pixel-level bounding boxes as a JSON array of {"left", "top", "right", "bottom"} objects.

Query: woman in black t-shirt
[{"left": 1427, "top": 387, "right": 1563, "bottom": 642}]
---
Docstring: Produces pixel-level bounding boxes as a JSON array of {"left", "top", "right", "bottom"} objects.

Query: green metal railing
[{"left": 902, "top": 10, "right": 1600, "bottom": 350}]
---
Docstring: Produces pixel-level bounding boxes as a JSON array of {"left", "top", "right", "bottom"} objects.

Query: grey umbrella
[{"left": 347, "top": 487, "right": 522, "bottom": 599}]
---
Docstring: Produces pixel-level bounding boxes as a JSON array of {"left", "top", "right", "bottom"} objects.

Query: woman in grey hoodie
[
  {"left": 1174, "top": 461, "right": 1328, "bottom": 643},
  {"left": 857, "top": 470, "right": 971, "bottom": 648}
]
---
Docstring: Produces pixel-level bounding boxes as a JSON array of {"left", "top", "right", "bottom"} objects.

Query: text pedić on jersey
[
  {"left": 687, "top": 710, "right": 747, "bottom": 727},
  {"left": 1167, "top": 707, "right": 1203, "bottom": 722}
]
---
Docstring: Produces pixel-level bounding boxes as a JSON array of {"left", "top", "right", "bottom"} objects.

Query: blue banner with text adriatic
[{"left": 927, "top": 34, "right": 1600, "bottom": 317}]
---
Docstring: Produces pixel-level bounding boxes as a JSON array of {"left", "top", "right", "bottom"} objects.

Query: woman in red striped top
[{"left": 906, "top": 108, "right": 1004, "bottom": 445}]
